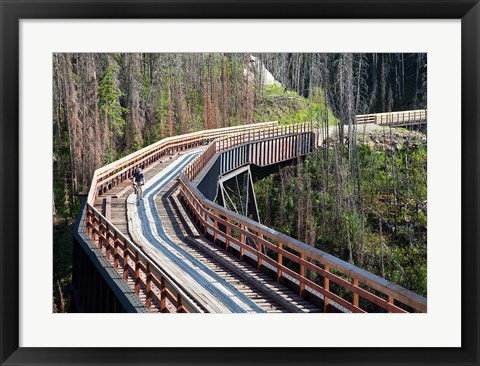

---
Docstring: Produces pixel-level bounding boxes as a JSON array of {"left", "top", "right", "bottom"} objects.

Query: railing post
[
  {"left": 176, "top": 294, "right": 184, "bottom": 313},
  {"left": 91, "top": 216, "right": 98, "bottom": 243},
  {"left": 257, "top": 240, "right": 262, "bottom": 270},
  {"left": 86, "top": 208, "right": 92, "bottom": 236},
  {"left": 203, "top": 212, "right": 208, "bottom": 236},
  {"left": 388, "top": 296, "right": 394, "bottom": 313},
  {"left": 239, "top": 224, "right": 245, "bottom": 260},
  {"left": 225, "top": 226, "right": 230, "bottom": 251},
  {"left": 160, "top": 277, "right": 167, "bottom": 312},
  {"left": 123, "top": 241, "right": 129, "bottom": 280},
  {"left": 113, "top": 232, "right": 119, "bottom": 269},
  {"left": 89, "top": 215, "right": 94, "bottom": 241},
  {"left": 352, "top": 278, "right": 359, "bottom": 308},
  {"left": 324, "top": 265, "right": 330, "bottom": 312},
  {"left": 105, "top": 228, "right": 111, "bottom": 260},
  {"left": 135, "top": 251, "right": 140, "bottom": 296},
  {"left": 99, "top": 222, "right": 105, "bottom": 250},
  {"left": 277, "top": 242, "right": 283, "bottom": 283},
  {"left": 146, "top": 263, "right": 152, "bottom": 310},
  {"left": 213, "top": 215, "right": 218, "bottom": 242},
  {"left": 299, "top": 252, "right": 306, "bottom": 298}
]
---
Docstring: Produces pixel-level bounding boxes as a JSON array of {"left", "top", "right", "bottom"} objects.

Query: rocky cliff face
[{"left": 244, "top": 54, "right": 281, "bottom": 86}]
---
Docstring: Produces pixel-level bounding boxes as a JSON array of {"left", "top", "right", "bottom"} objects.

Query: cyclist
[{"left": 132, "top": 167, "right": 145, "bottom": 199}]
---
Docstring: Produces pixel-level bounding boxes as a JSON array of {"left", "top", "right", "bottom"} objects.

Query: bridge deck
[
  {"left": 84, "top": 119, "right": 427, "bottom": 313},
  {"left": 94, "top": 149, "right": 321, "bottom": 313}
]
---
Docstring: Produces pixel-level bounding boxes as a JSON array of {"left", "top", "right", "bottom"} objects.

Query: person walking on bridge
[{"left": 132, "top": 167, "right": 145, "bottom": 199}]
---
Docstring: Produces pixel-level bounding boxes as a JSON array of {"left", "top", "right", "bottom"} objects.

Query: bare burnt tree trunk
[{"left": 61, "top": 54, "right": 81, "bottom": 199}]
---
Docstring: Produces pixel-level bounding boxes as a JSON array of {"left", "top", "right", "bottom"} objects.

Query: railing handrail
[{"left": 356, "top": 109, "right": 427, "bottom": 125}]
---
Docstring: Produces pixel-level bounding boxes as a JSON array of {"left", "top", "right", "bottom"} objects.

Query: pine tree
[{"left": 98, "top": 65, "right": 128, "bottom": 162}]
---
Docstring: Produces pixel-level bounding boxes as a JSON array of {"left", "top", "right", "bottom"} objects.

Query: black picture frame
[{"left": 1, "top": 1, "right": 478, "bottom": 365}]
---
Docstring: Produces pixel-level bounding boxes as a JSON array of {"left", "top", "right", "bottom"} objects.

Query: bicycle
[{"left": 133, "top": 180, "right": 144, "bottom": 205}]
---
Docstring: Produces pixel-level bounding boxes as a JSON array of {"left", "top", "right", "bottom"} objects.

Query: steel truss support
[{"left": 216, "top": 165, "right": 260, "bottom": 224}]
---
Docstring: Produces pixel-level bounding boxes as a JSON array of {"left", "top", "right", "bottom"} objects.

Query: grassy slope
[{"left": 254, "top": 84, "right": 338, "bottom": 125}]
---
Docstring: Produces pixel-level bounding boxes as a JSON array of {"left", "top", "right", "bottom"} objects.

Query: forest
[{"left": 53, "top": 53, "right": 427, "bottom": 311}]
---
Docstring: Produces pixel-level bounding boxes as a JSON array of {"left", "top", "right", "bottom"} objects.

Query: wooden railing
[
  {"left": 81, "top": 122, "right": 283, "bottom": 312},
  {"left": 87, "top": 121, "right": 279, "bottom": 206},
  {"left": 179, "top": 176, "right": 427, "bottom": 313},
  {"left": 356, "top": 109, "right": 427, "bottom": 126},
  {"left": 184, "top": 141, "right": 217, "bottom": 181},
  {"left": 85, "top": 204, "right": 202, "bottom": 313},
  {"left": 215, "top": 121, "right": 312, "bottom": 152},
  {"left": 183, "top": 121, "right": 313, "bottom": 181},
  {"left": 178, "top": 123, "right": 428, "bottom": 313}
]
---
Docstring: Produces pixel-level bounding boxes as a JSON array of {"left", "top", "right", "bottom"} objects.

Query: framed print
[{"left": 1, "top": 0, "right": 479, "bottom": 365}]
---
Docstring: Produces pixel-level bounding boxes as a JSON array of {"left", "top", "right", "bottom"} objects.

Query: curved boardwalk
[{"left": 94, "top": 148, "right": 321, "bottom": 313}]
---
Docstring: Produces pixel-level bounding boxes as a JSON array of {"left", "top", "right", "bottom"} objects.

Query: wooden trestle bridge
[{"left": 73, "top": 109, "right": 427, "bottom": 314}]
